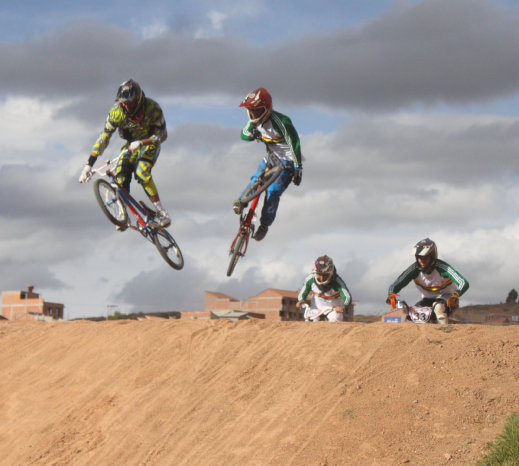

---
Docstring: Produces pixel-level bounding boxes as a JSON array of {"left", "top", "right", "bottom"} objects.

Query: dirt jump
[{"left": 0, "top": 319, "right": 517, "bottom": 465}]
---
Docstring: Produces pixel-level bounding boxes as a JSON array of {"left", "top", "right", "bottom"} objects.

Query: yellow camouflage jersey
[
  {"left": 91, "top": 97, "right": 167, "bottom": 157},
  {"left": 91, "top": 98, "right": 167, "bottom": 198}
]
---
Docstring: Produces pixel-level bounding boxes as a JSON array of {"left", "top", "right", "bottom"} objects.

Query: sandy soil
[{"left": 0, "top": 319, "right": 518, "bottom": 465}]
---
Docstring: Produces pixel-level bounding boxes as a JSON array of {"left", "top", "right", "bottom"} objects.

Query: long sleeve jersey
[
  {"left": 298, "top": 273, "right": 352, "bottom": 310},
  {"left": 91, "top": 97, "right": 167, "bottom": 157},
  {"left": 241, "top": 110, "right": 302, "bottom": 168},
  {"left": 388, "top": 259, "right": 469, "bottom": 299}
]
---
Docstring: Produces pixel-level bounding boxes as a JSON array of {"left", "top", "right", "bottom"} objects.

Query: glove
[
  {"left": 387, "top": 293, "right": 398, "bottom": 309},
  {"left": 292, "top": 169, "right": 303, "bottom": 186},
  {"left": 129, "top": 140, "right": 142, "bottom": 152},
  {"left": 251, "top": 129, "right": 262, "bottom": 140},
  {"left": 79, "top": 165, "right": 92, "bottom": 183},
  {"left": 447, "top": 292, "right": 460, "bottom": 310}
]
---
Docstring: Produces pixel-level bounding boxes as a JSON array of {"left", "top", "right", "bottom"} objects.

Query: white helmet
[{"left": 414, "top": 238, "right": 437, "bottom": 272}]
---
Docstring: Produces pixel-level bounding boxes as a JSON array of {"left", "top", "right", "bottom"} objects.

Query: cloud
[
  {"left": 2, "top": 100, "right": 519, "bottom": 317},
  {"left": 2, "top": 0, "right": 519, "bottom": 111},
  {"left": 2, "top": 1, "right": 519, "bottom": 319}
]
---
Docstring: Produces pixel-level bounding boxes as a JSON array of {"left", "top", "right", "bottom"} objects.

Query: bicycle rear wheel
[
  {"left": 227, "top": 232, "right": 247, "bottom": 277},
  {"left": 94, "top": 179, "right": 128, "bottom": 227},
  {"left": 153, "top": 229, "right": 184, "bottom": 270},
  {"left": 239, "top": 164, "right": 283, "bottom": 204}
]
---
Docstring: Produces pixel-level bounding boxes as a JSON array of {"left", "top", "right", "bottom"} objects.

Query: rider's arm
[
  {"left": 388, "top": 263, "right": 420, "bottom": 295},
  {"left": 297, "top": 273, "right": 314, "bottom": 304},
  {"left": 241, "top": 122, "right": 257, "bottom": 141},
  {"left": 144, "top": 99, "right": 168, "bottom": 146},
  {"left": 436, "top": 259, "right": 469, "bottom": 296},
  {"left": 271, "top": 111, "right": 302, "bottom": 169},
  {"left": 335, "top": 275, "right": 352, "bottom": 309},
  {"left": 90, "top": 106, "right": 120, "bottom": 160}
]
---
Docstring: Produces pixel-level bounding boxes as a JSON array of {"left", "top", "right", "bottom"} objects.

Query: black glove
[
  {"left": 292, "top": 169, "right": 302, "bottom": 186},
  {"left": 251, "top": 129, "right": 262, "bottom": 140}
]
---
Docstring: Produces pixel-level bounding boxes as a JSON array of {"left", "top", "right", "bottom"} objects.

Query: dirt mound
[{"left": 0, "top": 319, "right": 518, "bottom": 465}]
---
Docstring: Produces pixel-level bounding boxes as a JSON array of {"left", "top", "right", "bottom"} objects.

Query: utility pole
[{"left": 106, "top": 304, "right": 118, "bottom": 320}]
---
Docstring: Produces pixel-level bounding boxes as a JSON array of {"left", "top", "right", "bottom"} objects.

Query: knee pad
[
  {"left": 135, "top": 159, "right": 152, "bottom": 185},
  {"left": 433, "top": 301, "right": 449, "bottom": 325}
]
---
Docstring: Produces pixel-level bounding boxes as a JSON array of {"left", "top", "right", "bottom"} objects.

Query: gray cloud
[
  {"left": 2, "top": 0, "right": 519, "bottom": 111},
  {"left": 4, "top": 110, "right": 519, "bottom": 317}
]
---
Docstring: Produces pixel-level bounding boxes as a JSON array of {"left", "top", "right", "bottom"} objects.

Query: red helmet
[
  {"left": 116, "top": 79, "right": 145, "bottom": 121},
  {"left": 239, "top": 87, "right": 272, "bottom": 125},
  {"left": 314, "top": 255, "right": 335, "bottom": 287}
]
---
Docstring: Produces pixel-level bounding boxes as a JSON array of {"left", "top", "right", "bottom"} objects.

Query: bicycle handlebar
[{"left": 89, "top": 149, "right": 133, "bottom": 179}]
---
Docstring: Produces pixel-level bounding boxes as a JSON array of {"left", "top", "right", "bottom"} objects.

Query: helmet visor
[
  {"left": 120, "top": 100, "right": 139, "bottom": 115},
  {"left": 247, "top": 107, "right": 267, "bottom": 123}
]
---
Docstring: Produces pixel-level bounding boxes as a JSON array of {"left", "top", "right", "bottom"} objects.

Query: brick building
[
  {"left": 183, "top": 289, "right": 355, "bottom": 321},
  {"left": 1, "top": 286, "right": 64, "bottom": 321}
]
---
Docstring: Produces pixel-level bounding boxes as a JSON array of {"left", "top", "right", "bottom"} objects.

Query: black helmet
[
  {"left": 116, "top": 79, "right": 145, "bottom": 120},
  {"left": 414, "top": 238, "right": 437, "bottom": 273}
]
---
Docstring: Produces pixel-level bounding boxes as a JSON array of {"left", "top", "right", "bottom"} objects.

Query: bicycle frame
[
  {"left": 90, "top": 149, "right": 184, "bottom": 270},
  {"left": 229, "top": 190, "right": 261, "bottom": 259},
  {"left": 227, "top": 146, "right": 282, "bottom": 277},
  {"left": 93, "top": 153, "right": 161, "bottom": 239}
]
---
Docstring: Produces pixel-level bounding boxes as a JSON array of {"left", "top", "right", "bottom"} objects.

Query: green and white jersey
[
  {"left": 241, "top": 110, "right": 302, "bottom": 168},
  {"left": 298, "top": 273, "right": 352, "bottom": 310},
  {"left": 388, "top": 259, "right": 469, "bottom": 299},
  {"left": 91, "top": 98, "right": 167, "bottom": 157}
]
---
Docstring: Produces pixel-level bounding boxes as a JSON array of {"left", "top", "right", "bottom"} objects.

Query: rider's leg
[
  {"left": 234, "top": 160, "right": 267, "bottom": 213},
  {"left": 114, "top": 151, "right": 136, "bottom": 191},
  {"left": 433, "top": 300, "right": 449, "bottom": 325},
  {"left": 135, "top": 147, "right": 170, "bottom": 228},
  {"left": 326, "top": 310, "right": 344, "bottom": 322},
  {"left": 259, "top": 166, "right": 293, "bottom": 226}
]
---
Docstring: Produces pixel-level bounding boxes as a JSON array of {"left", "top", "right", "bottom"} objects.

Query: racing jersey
[
  {"left": 241, "top": 110, "right": 302, "bottom": 168},
  {"left": 298, "top": 273, "right": 352, "bottom": 310},
  {"left": 388, "top": 259, "right": 469, "bottom": 299},
  {"left": 91, "top": 98, "right": 167, "bottom": 157}
]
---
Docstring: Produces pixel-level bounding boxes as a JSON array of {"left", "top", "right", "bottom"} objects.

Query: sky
[{"left": 2, "top": 0, "right": 519, "bottom": 319}]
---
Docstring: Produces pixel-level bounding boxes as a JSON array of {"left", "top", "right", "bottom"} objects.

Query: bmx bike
[
  {"left": 301, "top": 303, "right": 336, "bottom": 322},
  {"left": 87, "top": 149, "right": 184, "bottom": 270},
  {"left": 389, "top": 295, "right": 453, "bottom": 324},
  {"left": 226, "top": 145, "right": 283, "bottom": 277}
]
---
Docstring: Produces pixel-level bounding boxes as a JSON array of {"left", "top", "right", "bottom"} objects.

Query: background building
[
  {"left": 182, "top": 289, "right": 355, "bottom": 321},
  {"left": 1, "top": 286, "right": 64, "bottom": 321}
]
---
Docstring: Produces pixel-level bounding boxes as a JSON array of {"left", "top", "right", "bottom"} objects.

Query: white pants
[{"left": 309, "top": 309, "right": 343, "bottom": 322}]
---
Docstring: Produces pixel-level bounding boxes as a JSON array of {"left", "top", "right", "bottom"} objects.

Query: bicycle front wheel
[
  {"left": 94, "top": 179, "right": 128, "bottom": 227},
  {"left": 239, "top": 163, "right": 283, "bottom": 204},
  {"left": 153, "top": 229, "right": 184, "bottom": 270},
  {"left": 227, "top": 232, "right": 247, "bottom": 277}
]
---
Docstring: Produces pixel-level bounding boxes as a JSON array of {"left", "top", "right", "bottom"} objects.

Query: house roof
[
  {"left": 250, "top": 288, "right": 299, "bottom": 299},
  {"left": 205, "top": 291, "right": 239, "bottom": 301}
]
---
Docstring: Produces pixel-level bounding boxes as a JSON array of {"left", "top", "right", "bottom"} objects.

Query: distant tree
[{"left": 505, "top": 289, "right": 518, "bottom": 304}]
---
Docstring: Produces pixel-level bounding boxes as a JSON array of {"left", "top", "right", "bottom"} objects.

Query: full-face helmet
[
  {"left": 414, "top": 238, "right": 437, "bottom": 273},
  {"left": 239, "top": 87, "right": 272, "bottom": 125},
  {"left": 314, "top": 255, "right": 335, "bottom": 287},
  {"left": 116, "top": 79, "right": 145, "bottom": 121}
]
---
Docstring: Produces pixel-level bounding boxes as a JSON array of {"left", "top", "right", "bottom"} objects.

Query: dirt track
[{"left": 0, "top": 319, "right": 518, "bottom": 465}]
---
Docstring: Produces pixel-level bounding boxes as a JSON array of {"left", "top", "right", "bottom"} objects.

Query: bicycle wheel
[
  {"left": 153, "top": 229, "right": 184, "bottom": 270},
  {"left": 227, "top": 232, "right": 247, "bottom": 277},
  {"left": 239, "top": 163, "right": 283, "bottom": 204},
  {"left": 94, "top": 179, "right": 128, "bottom": 227}
]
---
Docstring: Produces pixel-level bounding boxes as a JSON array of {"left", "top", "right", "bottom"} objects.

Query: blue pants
[{"left": 241, "top": 159, "right": 294, "bottom": 226}]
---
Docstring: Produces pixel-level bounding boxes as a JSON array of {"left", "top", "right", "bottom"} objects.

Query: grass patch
[
  {"left": 337, "top": 408, "right": 356, "bottom": 419},
  {"left": 478, "top": 413, "right": 519, "bottom": 465},
  {"left": 436, "top": 325, "right": 456, "bottom": 333}
]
